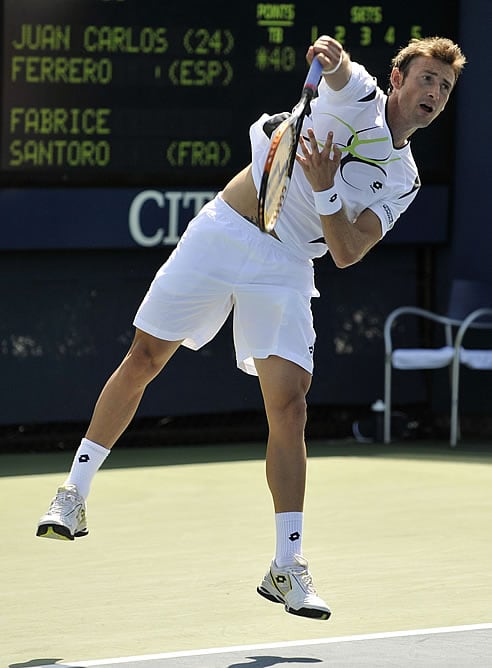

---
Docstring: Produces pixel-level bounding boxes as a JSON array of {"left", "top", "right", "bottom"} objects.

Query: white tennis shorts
[{"left": 134, "top": 195, "right": 319, "bottom": 376}]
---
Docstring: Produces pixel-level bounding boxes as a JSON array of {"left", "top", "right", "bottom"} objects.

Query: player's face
[{"left": 393, "top": 56, "right": 455, "bottom": 128}]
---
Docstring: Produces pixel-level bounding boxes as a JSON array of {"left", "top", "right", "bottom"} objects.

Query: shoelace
[
  {"left": 293, "top": 568, "right": 317, "bottom": 594},
  {"left": 49, "top": 489, "right": 77, "bottom": 513}
]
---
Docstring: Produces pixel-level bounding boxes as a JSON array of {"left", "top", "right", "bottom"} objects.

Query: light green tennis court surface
[{"left": 1, "top": 441, "right": 491, "bottom": 665}]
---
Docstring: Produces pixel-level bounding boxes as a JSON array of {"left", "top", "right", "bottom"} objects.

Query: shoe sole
[
  {"left": 36, "top": 523, "right": 88, "bottom": 541},
  {"left": 287, "top": 606, "right": 331, "bottom": 620},
  {"left": 257, "top": 586, "right": 283, "bottom": 604},
  {"left": 257, "top": 586, "right": 331, "bottom": 620}
]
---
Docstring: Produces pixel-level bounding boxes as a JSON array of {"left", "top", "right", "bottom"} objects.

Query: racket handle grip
[{"left": 303, "top": 58, "right": 323, "bottom": 96}]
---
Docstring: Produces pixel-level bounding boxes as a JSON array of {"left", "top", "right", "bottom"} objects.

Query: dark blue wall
[
  {"left": 0, "top": 244, "right": 422, "bottom": 424},
  {"left": 450, "top": 0, "right": 492, "bottom": 283}
]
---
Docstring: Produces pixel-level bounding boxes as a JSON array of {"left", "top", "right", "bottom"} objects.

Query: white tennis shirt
[{"left": 250, "top": 61, "right": 420, "bottom": 261}]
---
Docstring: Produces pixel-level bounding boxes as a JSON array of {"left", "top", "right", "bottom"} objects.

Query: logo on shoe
[
  {"left": 79, "top": 454, "right": 90, "bottom": 463},
  {"left": 273, "top": 573, "right": 292, "bottom": 594},
  {"left": 289, "top": 531, "right": 300, "bottom": 542}
]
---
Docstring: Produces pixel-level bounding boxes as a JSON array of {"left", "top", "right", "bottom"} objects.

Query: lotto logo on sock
[
  {"left": 289, "top": 531, "right": 300, "bottom": 542},
  {"left": 78, "top": 454, "right": 90, "bottom": 463}
]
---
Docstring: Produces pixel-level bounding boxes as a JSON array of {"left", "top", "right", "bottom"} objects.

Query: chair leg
[
  {"left": 450, "top": 357, "right": 461, "bottom": 447},
  {"left": 384, "top": 357, "right": 392, "bottom": 443}
]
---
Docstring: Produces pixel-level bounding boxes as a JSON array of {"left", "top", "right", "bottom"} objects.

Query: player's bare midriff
[
  {"left": 222, "top": 165, "right": 281, "bottom": 238},
  {"left": 221, "top": 165, "right": 267, "bottom": 230}
]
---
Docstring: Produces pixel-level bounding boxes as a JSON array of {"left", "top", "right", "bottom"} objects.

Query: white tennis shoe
[
  {"left": 257, "top": 555, "right": 331, "bottom": 620},
  {"left": 36, "top": 484, "right": 88, "bottom": 540}
]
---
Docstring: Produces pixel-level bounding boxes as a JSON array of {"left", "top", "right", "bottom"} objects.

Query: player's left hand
[{"left": 296, "top": 128, "right": 341, "bottom": 192}]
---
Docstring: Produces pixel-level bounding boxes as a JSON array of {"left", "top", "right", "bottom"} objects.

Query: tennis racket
[{"left": 257, "top": 58, "right": 323, "bottom": 233}]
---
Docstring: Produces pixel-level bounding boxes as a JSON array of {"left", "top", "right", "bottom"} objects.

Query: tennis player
[{"left": 37, "top": 35, "right": 465, "bottom": 621}]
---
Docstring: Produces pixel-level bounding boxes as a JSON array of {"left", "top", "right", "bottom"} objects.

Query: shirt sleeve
[
  {"left": 316, "top": 61, "right": 377, "bottom": 105},
  {"left": 369, "top": 184, "right": 421, "bottom": 237}
]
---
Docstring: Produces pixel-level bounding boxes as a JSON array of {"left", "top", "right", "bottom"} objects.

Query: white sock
[
  {"left": 64, "top": 438, "right": 110, "bottom": 500},
  {"left": 274, "top": 512, "right": 304, "bottom": 568}
]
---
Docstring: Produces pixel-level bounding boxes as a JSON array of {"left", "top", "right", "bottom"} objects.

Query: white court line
[{"left": 36, "top": 623, "right": 492, "bottom": 667}]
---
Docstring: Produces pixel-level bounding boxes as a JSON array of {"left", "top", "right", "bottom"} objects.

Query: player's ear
[{"left": 390, "top": 67, "right": 404, "bottom": 91}]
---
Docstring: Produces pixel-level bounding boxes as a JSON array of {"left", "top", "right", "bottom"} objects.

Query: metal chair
[{"left": 383, "top": 279, "right": 492, "bottom": 446}]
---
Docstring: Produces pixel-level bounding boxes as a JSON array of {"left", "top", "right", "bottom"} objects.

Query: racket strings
[
  {"left": 257, "top": 61, "right": 322, "bottom": 232},
  {"left": 261, "top": 123, "right": 297, "bottom": 231}
]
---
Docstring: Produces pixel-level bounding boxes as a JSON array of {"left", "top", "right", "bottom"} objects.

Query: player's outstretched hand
[{"left": 296, "top": 128, "right": 341, "bottom": 192}]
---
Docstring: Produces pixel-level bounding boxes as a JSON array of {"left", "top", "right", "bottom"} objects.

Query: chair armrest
[
  {"left": 384, "top": 306, "right": 462, "bottom": 354},
  {"left": 454, "top": 308, "right": 492, "bottom": 350}
]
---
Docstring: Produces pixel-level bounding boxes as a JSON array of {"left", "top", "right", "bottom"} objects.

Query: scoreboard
[{"left": 0, "top": 0, "right": 459, "bottom": 187}]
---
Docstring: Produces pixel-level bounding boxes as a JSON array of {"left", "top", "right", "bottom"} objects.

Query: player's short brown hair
[{"left": 388, "top": 36, "right": 466, "bottom": 92}]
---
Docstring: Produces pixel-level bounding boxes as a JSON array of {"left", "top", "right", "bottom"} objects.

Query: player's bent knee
[
  {"left": 126, "top": 331, "right": 181, "bottom": 378},
  {"left": 270, "top": 393, "right": 308, "bottom": 430}
]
